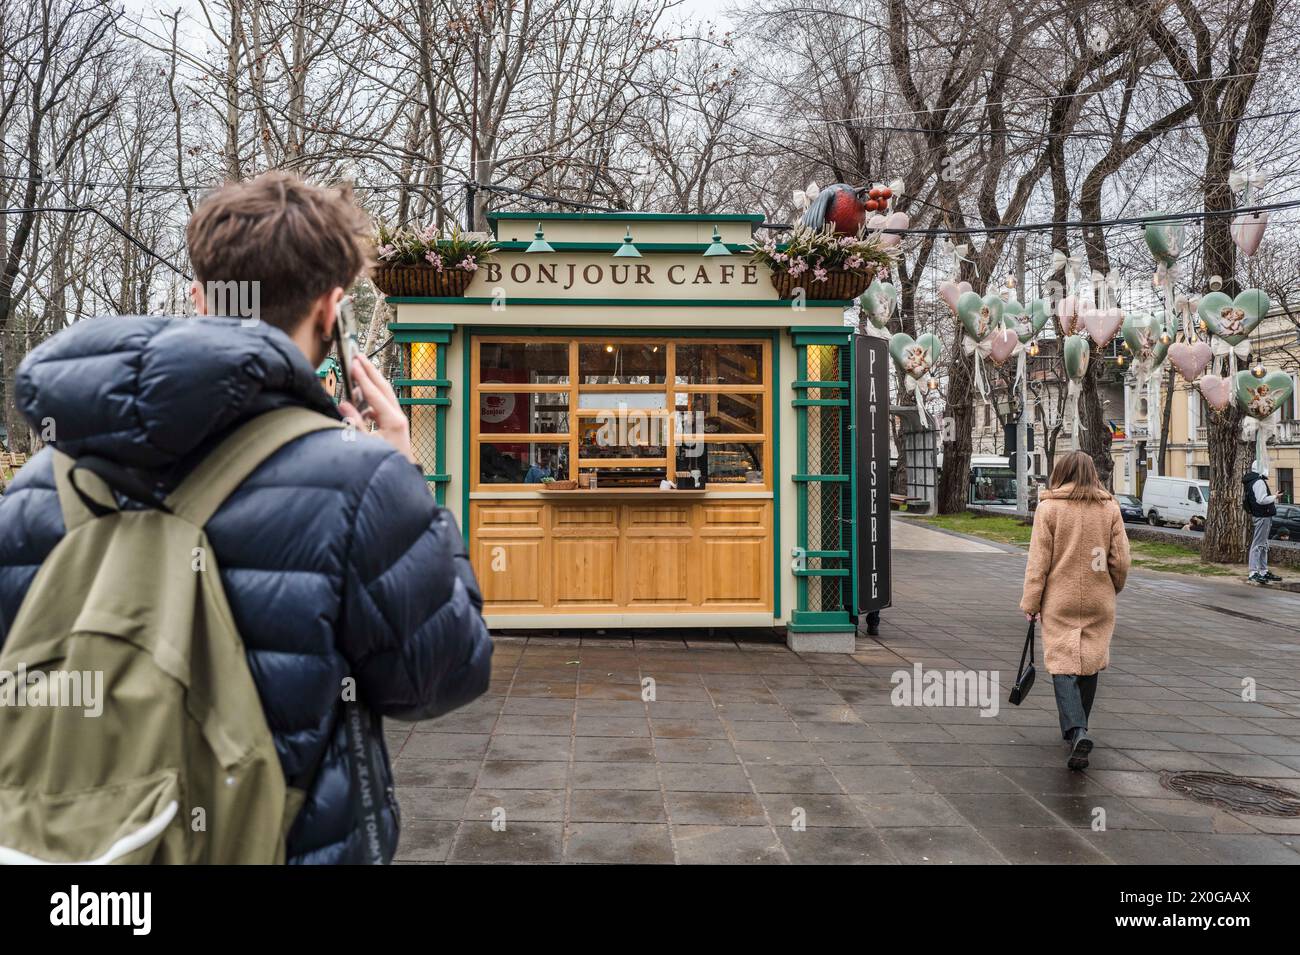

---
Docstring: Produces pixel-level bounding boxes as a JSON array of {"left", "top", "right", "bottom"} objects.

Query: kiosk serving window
[{"left": 472, "top": 336, "right": 771, "bottom": 490}]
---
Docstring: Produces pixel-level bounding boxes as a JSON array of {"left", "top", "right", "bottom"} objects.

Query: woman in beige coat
[{"left": 1019, "top": 451, "right": 1131, "bottom": 770}]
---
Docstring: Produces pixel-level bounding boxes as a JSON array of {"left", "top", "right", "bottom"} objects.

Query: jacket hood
[
  {"left": 16, "top": 315, "right": 339, "bottom": 469},
  {"left": 1040, "top": 482, "right": 1113, "bottom": 502}
]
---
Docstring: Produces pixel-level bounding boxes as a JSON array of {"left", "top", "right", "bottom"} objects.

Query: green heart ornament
[
  {"left": 1234, "top": 370, "right": 1294, "bottom": 419},
  {"left": 861, "top": 279, "right": 898, "bottom": 328},
  {"left": 1143, "top": 215, "right": 1184, "bottom": 267},
  {"left": 1120, "top": 312, "right": 1169, "bottom": 366},
  {"left": 1198, "top": 289, "right": 1270, "bottom": 345},
  {"left": 1063, "top": 333, "right": 1090, "bottom": 380},
  {"left": 956, "top": 291, "right": 1004, "bottom": 342},
  {"left": 1016, "top": 298, "right": 1052, "bottom": 344},
  {"left": 888, "top": 332, "right": 942, "bottom": 381}
]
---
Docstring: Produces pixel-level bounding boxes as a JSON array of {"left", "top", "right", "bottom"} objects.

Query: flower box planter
[
  {"left": 769, "top": 267, "right": 875, "bottom": 301},
  {"left": 371, "top": 265, "right": 476, "bottom": 298}
]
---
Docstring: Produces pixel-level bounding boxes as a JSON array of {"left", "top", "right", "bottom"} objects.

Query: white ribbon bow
[
  {"left": 1211, "top": 337, "right": 1250, "bottom": 378},
  {"left": 1066, "top": 378, "right": 1086, "bottom": 445},
  {"left": 963, "top": 335, "right": 992, "bottom": 400},
  {"left": 1229, "top": 166, "right": 1271, "bottom": 202},
  {"left": 903, "top": 373, "right": 932, "bottom": 426},
  {"left": 942, "top": 239, "right": 974, "bottom": 281},
  {"left": 1243, "top": 414, "right": 1280, "bottom": 476},
  {"left": 792, "top": 181, "right": 819, "bottom": 212},
  {"left": 1051, "top": 250, "right": 1082, "bottom": 292}
]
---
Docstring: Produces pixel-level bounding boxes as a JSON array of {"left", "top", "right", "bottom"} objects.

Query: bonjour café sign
[{"left": 474, "top": 258, "right": 766, "bottom": 293}]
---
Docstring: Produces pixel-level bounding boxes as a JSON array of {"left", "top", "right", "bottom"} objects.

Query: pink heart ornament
[
  {"left": 987, "top": 325, "right": 1019, "bottom": 365},
  {"left": 868, "top": 211, "right": 909, "bottom": 248},
  {"left": 938, "top": 280, "right": 972, "bottom": 314},
  {"left": 1080, "top": 303, "right": 1123, "bottom": 348},
  {"left": 1167, "top": 341, "right": 1213, "bottom": 383},
  {"left": 1231, "top": 211, "right": 1268, "bottom": 257},
  {"left": 1199, "top": 375, "right": 1233, "bottom": 410},
  {"left": 1057, "top": 294, "right": 1082, "bottom": 336}
]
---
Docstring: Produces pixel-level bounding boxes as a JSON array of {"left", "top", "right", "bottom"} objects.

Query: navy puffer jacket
[{"left": 0, "top": 316, "right": 493, "bottom": 864}]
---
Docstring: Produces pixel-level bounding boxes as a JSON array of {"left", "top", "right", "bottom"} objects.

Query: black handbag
[{"left": 1008, "top": 620, "right": 1036, "bottom": 705}]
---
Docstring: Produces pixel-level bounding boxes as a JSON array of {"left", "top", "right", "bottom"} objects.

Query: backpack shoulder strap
[
  {"left": 52, "top": 450, "right": 117, "bottom": 533},
  {"left": 165, "top": 407, "right": 344, "bottom": 527}
]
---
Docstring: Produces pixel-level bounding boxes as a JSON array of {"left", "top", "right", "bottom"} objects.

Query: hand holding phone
[
  {"left": 333, "top": 297, "right": 371, "bottom": 417},
  {"left": 333, "top": 298, "right": 416, "bottom": 465}
]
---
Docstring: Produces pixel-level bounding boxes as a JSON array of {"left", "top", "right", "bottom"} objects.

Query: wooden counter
[{"left": 470, "top": 494, "right": 773, "bottom": 616}]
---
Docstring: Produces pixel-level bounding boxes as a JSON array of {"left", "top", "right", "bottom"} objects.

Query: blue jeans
[{"left": 1053, "top": 674, "right": 1098, "bottom": 740}]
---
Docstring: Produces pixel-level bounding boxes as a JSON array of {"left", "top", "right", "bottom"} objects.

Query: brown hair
[
  {"left": 1047, "top": 450, "right": 1110, "bottom": 501},
  {"left": 186, "top": 171, "right": 371, "bottom": 331}
]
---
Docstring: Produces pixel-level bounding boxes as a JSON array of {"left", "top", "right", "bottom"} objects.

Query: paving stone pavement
[{"left": 389, "top": 520, "right": 1300, "bottom": 864}]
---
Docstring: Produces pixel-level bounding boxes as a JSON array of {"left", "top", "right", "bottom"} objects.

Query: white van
[{"left": 1141, "top": 476, "right": 1211, "bottom": 527}]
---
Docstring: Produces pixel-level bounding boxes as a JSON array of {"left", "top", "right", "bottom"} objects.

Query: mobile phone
[{"left": 333, "top": 296, "right": 371, "bottom": 416}]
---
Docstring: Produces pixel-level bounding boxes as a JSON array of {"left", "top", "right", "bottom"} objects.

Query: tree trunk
[{"left": 937, "top": 339, "right": 973, "bottom": 513}]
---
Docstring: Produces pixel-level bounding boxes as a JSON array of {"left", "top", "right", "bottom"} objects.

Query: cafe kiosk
[{"left": 387, "top": 211, "right": 890, "bottom": 652}]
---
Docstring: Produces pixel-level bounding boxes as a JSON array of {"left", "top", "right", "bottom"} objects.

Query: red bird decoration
[{"left": 801, "top": 183, "right": 873, "bottom": 235}]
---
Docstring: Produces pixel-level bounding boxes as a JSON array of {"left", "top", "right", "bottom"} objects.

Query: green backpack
[{"left": 0, "top": 407, "right": 342, "bottom": 864}]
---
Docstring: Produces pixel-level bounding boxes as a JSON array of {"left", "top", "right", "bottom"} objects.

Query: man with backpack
[
  {"left": 0, "top": 171, "right": 493, "bottom": 863},
  {"left": 1244, "top": 459, "right": 1281, "bottom": 585}
]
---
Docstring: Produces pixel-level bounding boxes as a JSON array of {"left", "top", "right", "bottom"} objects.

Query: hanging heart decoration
[
  {"left": 1199, "top": 375, "right": 1234, "bottom": 411},
  {"left": 1063, "top": 333, "right": 1090, "bottom": 381},
  {"left": 1017, "top": 297, "right": 1052, "bottom": 343},
  {"left": 1167, "top": 340, "right": 1214, "bottom": 383},
  {"left": 868, "top": 211, "right": 909, "bottom": 249},
  {"left": 1143, "top": 215, "right": 1184, "bottom": 267},
  {"left": 938, "top": 279, "right": 972, "bottom": 315},
  {"left": 888, "top": 332, "right": 942, "bottom": 381},
  {"left": 1198, "top": 289, "right": 1269, "bottom": 345},
  {"left": 1056, "top": 293, "right": 1084, "bottom": 337},
  {"left": 1231, "top": 211, "right": 1268, "bottom": 257},
  {"left": 1120, "top": 312, "right": 1170, "bottom": 367},
  {"left": 955, "top": 291, "right": 1004, "bottom": 342},
  {"left": 1235, "top": 370, "right": 1294, "bottom": 419},
  {"left": 986, "top": 316, "right": 1020, "bottom": 366},
  {"left": 861, "top": 279, "right": 898, "bottom": 328},
  {"left": 1080, "top": 301, "right": 1124, "bottom": 348}
]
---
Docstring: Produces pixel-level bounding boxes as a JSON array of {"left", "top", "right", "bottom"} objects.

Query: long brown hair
[{"left": 1047, "top": 451, "right": 1110, "bottom": 501}]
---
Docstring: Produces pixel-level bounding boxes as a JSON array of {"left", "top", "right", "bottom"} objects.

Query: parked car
[
  {"left": 1115, "top": 493, "right": 1144, "bottom": 523},
  {"left": 1141, "top": 476, "right": 1211, "bottom": 527},
  {"left": 1270, "top": 503, "right": 1300, "bottom": 541}
]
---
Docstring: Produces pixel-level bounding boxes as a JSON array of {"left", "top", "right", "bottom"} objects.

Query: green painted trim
[
  {"left": 849, "top": 340, "right": 859, "bottom": 613},
  {"left": 791, "top": 332, "right": 854, "bottom": 347},
  {"left": 489, "top": 211, "right": 765, "bottom": 223},
  {"left": 788, "top": 611, "right": 854, "bottom": 632},
  {"left": 392, "top": 378, "right": 451, "bottom": 387},
  {"left": 791, "top": 379, "right": 848, "bottom": 389},
  {"left": 804, "top": 550, "right": 850, "bottom": 559},
  {"left": 792, "top": 398, "right": 849, "bottom": 408},
  {"left": 435, "top": 340, "right": 449, "bottom": 506},
  {"left": 794, "top": 568, "right": 850, "bottom": 578},
  {"left": 771, "top": 329, "right": 781, "bottom": 620},
  {"left": 389, "top": 296, "right": 850, "bottom": 308},
  {"left": 492, "top": 241, "right": 751, "bottom": 254},
  {"left": 426, "top": 474, "right": 451, "bottom": 483},
  {"left": 461, "top": 325, "right": 783, "bottom": 339},
  {"left": 461, "top": 332, "right": 472, "bottom": 539},
  {"left": 795, "top": 344, "right": 808, "bottom": 615},
  {"left": 388, "top": 322, "right": 455, "bottom": 331},
  {"left": 398, "top": 397, "right": 450, "bottom": 406},
  {"left": 792, "top": 473, "right": 850, "bottom": 483}
]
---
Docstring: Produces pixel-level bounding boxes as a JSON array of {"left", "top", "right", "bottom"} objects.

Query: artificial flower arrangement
[
  {"left": 371, "top": 223, "right": 497, "bottom": 297},
  {"left": 748, "top": 226, "right": 895, "bottom": 300}
]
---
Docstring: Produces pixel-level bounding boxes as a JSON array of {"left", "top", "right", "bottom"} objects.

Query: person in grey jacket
[{"left": 1244, "top": 459, "right": 1280, "bottom": 585}]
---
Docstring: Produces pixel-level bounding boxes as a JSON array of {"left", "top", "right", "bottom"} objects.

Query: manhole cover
[{"left": 1161, "top": 771, "right": 1300, "bottom": 817}]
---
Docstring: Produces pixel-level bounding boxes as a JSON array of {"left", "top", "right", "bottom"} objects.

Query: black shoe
[
  {"left": 1067, "top": 730, "right": 1093, "bottom": 771},
  {"left": 1264, "top": 571, "right": 1282, "bottom": 582},
  {"left": 866, "top": 623, "right": 879, "bottom": 636},
  {"left": 1248, "top": 573, "right": 1269, "bottom": 585}
]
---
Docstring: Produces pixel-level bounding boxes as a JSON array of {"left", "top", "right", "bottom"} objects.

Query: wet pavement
[{"left": 388, "top": 520, "right": 1300, "bottom": 864}]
